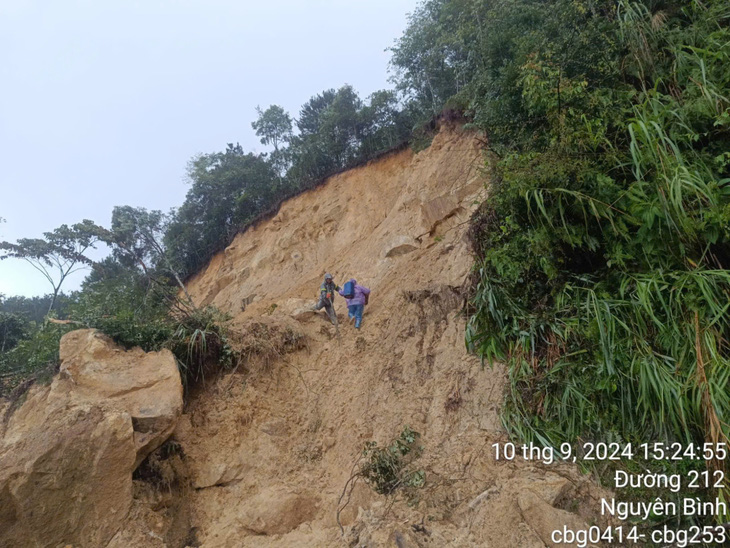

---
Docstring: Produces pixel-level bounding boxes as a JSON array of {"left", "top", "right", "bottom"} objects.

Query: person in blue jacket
[{"left": 339, "top": 279, "right": 371, "bottom": 329}]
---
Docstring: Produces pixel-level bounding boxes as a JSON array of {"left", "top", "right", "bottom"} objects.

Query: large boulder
[
  {"left": 275, "top": 297, "right": 318, "bottom": 321},
  {"left": 58, "top": 329, "right": 183, "bottom": 467},
  {"left": 0, "top": 329, "right": 183, "bottom": 548},
  {"left": 0, "top": 401, "right": 136, "bottom": 547}
]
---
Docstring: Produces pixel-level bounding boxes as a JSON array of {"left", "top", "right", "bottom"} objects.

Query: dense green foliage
[
  {"left": 0, "top": 211, "right": 238, "bottom": 396},
  {"left": 165, "top": 86, "right": 417, "bottom": 278},
  {"left": 0, "top": 294, "right": 74, "bottom": 392},
  {"left": 0, "top": 312, "right": 29, "bottom": 353},
  {"left": 0, "top": 263, "right": 236, "bottom": 396},
  {"left": 74, "top": 265, "right": 237, "bottom": 389},
  {"left": 164, "top": 145, "right": 281, "bottom": 277},
  {"left": 70, "top": 261, "right": 175, "bottom": 351},
  {"left": 0, "top": 322, "right": 76, "bottom": 394},
  {"left": 0, "top": 294, "right": 73, "bottom": 324},
  {"left": 391, "top": 0, "right": 730, "bottom": 450}
]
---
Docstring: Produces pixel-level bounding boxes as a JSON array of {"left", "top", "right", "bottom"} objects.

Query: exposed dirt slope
[{"left": 122, "top": 125, "right": 607, "bottom": 547}]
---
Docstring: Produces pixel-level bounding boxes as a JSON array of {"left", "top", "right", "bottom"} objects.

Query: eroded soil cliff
[{"left": 114, "top": 124, "right": 608, "bottom": 547}]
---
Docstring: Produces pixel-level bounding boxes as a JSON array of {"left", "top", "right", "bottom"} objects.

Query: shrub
[
  {"left": 165, "top": 305, "right": 237, "bottom": 388},
  {"left": 360, "top": 426, "right": 425, "bottom": 502},
  {"left": 0, "top": 321, "right": 75, "bottom": 396},
  {"left": 464, "top": 0, "right": 730, "bottom": 451}
]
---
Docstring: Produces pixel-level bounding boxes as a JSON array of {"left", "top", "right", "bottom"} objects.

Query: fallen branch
[
  {"left": 47, "top": 318, "right": 87, "bottom": 327},
  {"left": 336, "top": 458, "right": 364, "bottom": 535}
]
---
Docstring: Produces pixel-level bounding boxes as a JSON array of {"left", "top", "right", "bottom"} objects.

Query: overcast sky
[{"left": 0, "top": 0, "right": 418, "bottom": 298}]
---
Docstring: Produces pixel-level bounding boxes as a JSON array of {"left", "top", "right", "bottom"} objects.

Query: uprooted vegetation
[
  {"left": 232, "top": 317, "right": 308, "bottom": 372},
  {"left": 360, "top": 426, "right": 425, "bottom": 501},
  {"left": 337, "top": 426, "right": 426, "bottom": 533}
]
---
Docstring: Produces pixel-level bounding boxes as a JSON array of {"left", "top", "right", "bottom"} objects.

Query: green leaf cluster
[
  {"left": 395, "top": 0, "right": 730, "bottom": 450},
  {"left": 70, "top": 262, "right": 237, "bottom": 390},
  {"left": 360, "top": 426, "right": 425, "bottom": 503},
  {"left": 0, "top": 322, "right": 75, "bottom": 395}
]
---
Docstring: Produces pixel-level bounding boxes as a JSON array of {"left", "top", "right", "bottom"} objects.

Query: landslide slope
[{"left": 153, "top": 124, "right": 604, "bottom": 547}]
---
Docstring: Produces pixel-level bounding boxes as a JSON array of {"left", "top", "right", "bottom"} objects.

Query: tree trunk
[
  {"left": 170, "top": 268, "right": 196, "bottom": 309},
  {"left": 47, "top": 287, "right": 60, "bottom": 315}
]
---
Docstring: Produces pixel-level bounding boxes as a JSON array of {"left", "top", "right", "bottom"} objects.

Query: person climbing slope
[
  {"left": 339, "top": 278, "right": 370, "bottom": 329},
  {"left": 314, "top": 273, "right": 340, "bottom": 325}
]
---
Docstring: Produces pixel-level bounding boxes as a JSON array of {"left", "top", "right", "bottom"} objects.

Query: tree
[
  {"left": 0, "top": 294, "right": 73, "bottom": 323},
  {"left": 388, "top": 0, "right": 464, "bottom": 117},
  {"left": 319, "top": 85, "right": 363, "bottom": 167},
  {"left": 252, "top": 105, "right": 293, "bottom": 152},
  {"left": 358, "top": 90, "right": 412, "bottom": 155},
  {"left": 297, "top": 89, "right": 337, "bottom": 136},
  {"left": 164, "top": 149, "right": 278, "bottom": 277},
  {"left": 289, "top": 86, "right": 364, "bottom": 183},
  {"left": 101, "top": 206, "right": 194, "bottom": 305},
  {"left": 69, "top": 256, "right": 176, "bottom": 352},
  {"left": 164, "top": 85, "right": 414, "bottom": 277},
  {"left": 252, "top": 105, "right": 294, "bottom": 176},
  {"left": 0, "top": 220, "right": 100, "bottom": 314}
]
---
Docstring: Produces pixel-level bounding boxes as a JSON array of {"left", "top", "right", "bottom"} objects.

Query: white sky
[{"left": 0, "top": 0, "right": 418, "bottom": 297}]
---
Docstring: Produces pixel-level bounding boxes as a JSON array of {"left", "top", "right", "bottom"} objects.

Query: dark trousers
[{"left": 315, "top": 296, "right": 336, "bottom": 324}]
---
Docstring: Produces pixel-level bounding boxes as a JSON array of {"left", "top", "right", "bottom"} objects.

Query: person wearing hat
[{"left": 314, "top": 273, "right": 340, "bottom": 325}]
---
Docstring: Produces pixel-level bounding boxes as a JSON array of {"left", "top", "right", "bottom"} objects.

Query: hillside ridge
[{"left": 118, "top": 123, "right": 607, "bottom": 547}]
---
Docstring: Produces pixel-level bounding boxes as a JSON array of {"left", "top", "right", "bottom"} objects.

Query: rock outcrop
[
  {"left": 0, "top": 329, "right": 183, "bottom": 548},
  {"left": 58, "top": 329, "right": 183, "bottom": 467}
]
